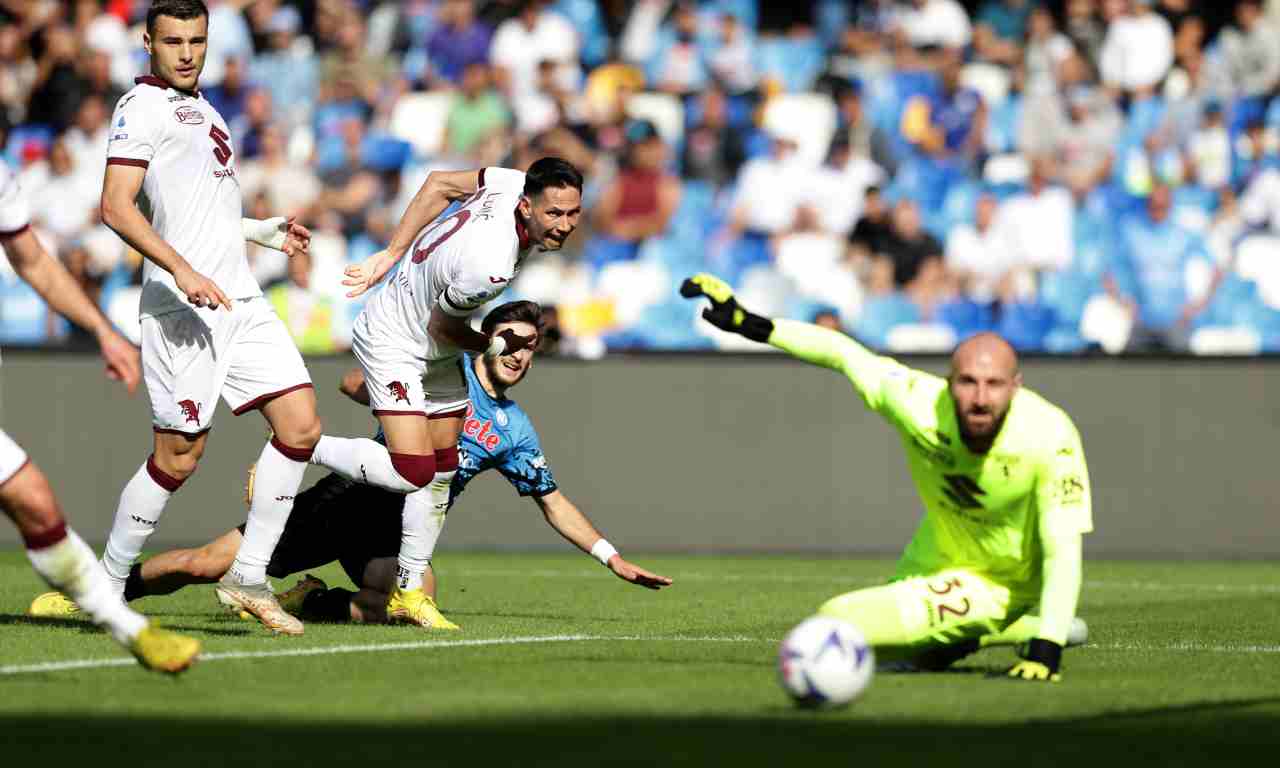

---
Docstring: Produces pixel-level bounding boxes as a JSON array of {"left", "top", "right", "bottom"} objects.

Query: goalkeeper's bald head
[{"left": 948, "top": 333, "right": 1021, "bottom": 452}]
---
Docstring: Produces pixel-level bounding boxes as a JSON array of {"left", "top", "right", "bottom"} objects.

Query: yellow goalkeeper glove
[
  {"left": 679, "top": 273, "right": 774, "bottom": 342},
  {"left": 1006, "top": 639, "right": 1063, "bottom": 682}
]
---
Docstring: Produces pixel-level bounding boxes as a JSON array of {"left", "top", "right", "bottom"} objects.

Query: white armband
[
  {"left": 590, "top": 538, "right": 619, "bottom": 566},
  {"left": 242, "top": 217, "right": 288, "bottom": 250}
]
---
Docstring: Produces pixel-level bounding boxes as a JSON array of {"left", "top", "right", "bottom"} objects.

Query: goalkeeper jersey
[{"left": 769, "top": 320, "right": 1093, "bottom": 605}]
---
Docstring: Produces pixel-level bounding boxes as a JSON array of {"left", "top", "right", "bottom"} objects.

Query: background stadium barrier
[{"left": 3, "top": 353, "right": 1276, "bottom": 557}]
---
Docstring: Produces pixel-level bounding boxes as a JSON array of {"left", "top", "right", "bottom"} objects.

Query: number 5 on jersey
[{"left": 209, "top": 125, "right": 232, "bottom": 166}]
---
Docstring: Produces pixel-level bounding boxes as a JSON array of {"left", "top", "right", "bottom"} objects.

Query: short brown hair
[
  {"left": 481, "top": 300, "right": 543, "bottom": 335},
  {"left": 147, "top": 0, "right": 209, "bottom": 32}
]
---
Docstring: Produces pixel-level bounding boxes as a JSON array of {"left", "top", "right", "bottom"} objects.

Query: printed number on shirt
[
  {"left": 209, "top": 125, "right": 232, "bottom": 166},
  {"left": 412, "top": 210, "right": 471, "bottom": 264}
]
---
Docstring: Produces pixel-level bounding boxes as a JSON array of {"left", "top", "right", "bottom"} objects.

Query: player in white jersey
[
  {"left": 0, "top": 158, "right": 200, "bottom": 672},
  {"left": 96, "top": 0, "right": 320, "bottom": 635},
  {"left": 308, "top": 157, "right": 584, "bottom": 627}
]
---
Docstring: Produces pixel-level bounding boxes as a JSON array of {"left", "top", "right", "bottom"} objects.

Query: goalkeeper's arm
[{"left": 680, "top": 273, "right": 902, "bottom": 408}]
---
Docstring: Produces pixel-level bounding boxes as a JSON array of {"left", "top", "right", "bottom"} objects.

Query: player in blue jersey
[{"left": 32, "top": 302, "right": 670, "bottom": 626}]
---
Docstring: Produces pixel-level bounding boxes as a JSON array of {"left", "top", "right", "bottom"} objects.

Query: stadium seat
[
  {"left": 388, "top": 91, "right": 454, "bottom": 158},
  {"left": 885, "top": 323, "right": 956, "bottom": 353},
  {"left": 1188, "top": 326, "right": 1262, "bottom": 355},
  {"left": 761, "top": 92, "right": 837, "bottom": 169},
  {"left": 754, "top": 37, "right": 825, "bottom": 93},
  {"left": 626, "top": 92, "right": 685, "bottom": 149},
  {"left": 0, "top": 275, "right": 55, "bottom": 345},
  {"left": 960, "top": 62, "right": 1010, "bottom": 109},
  {"left": 855, "top": 293, "right": 920, "bottom": 349},
  {"left": 997, "top": 301, "right": 1055, "bottom": 351},
  {"left": 936, "top": 299, "right": 995, "bottom": 340}
]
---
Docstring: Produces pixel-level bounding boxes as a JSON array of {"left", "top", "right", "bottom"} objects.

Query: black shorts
[{"left": 238, "top": 473, "right": 404, "bottom": 585}]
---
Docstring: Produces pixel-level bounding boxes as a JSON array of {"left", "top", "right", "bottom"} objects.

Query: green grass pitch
[{"left": 2, "top": 551, "right": 1278, "bottom": 766}]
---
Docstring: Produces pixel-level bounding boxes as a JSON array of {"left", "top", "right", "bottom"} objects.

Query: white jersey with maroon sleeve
[
  {"left": 0, "top": 159, "right": 31, "bottom": 237},
  {"left": 359, "top": 167, "right": 530, "bottom": 361},
  {"left": 106, "top": 76, "right": 260, "bottom": 319}
]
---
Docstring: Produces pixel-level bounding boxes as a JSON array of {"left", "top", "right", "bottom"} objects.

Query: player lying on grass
[
  {"left": 1, "top": 158, "right": 198, "bottom": 673},
  {"left": 32, "top": 301, "right": 671, "bottom": 625},
  {"left": 681, "top": 273, "right": 1090, "bottom": 682}
]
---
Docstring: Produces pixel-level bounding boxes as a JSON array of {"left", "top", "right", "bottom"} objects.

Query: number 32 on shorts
[{"left": 926, "top": 575, "right": 971, "bottom": 624}]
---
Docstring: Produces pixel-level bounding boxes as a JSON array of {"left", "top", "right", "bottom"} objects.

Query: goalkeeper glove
[
  {"left": 1006, "top": 638, "right": 1063, "bottom": 682},
  {"left": 679, "top": 273, "right": 774, "bottom": 343}
]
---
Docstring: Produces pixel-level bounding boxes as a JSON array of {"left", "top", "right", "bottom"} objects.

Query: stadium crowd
[{"left": 3, "top": 0, "right": 1280, "bottom": 355}]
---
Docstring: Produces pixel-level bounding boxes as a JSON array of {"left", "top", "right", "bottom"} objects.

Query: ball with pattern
[{"left": 777, "top": 616, "right": 874, "bottom": 708}]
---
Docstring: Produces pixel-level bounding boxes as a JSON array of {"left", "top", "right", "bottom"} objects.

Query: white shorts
[
  {"left": 142, "top": 297, "right": 312, "bottom": 434},
  {"left": 0, "top": 428, "right": 30, "bottom": 485},
  {"left": 352, "top": 313, "right": 469, "bottom": 419}
]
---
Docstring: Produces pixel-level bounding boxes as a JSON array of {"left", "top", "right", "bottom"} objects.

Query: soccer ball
[{"left": 777, "top": 616, "right": 875, "bottom": 708}]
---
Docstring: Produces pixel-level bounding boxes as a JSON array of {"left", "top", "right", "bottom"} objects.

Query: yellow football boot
[
  {"left": 129, "top": 622, "right": 201, "bottom": 674},
  {"left": 386, "top": 587, "right": 459, "bottom": 630},
  {"left": 28, "top": 591, "right": 80, "bottom": 618}
]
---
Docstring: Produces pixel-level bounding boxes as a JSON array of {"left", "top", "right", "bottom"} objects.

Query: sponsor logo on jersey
[
  {"left": 174, "top": 106, "right": 204, "bottom": 125},
  {"left": 178, "top": 399, "right": 201, "bottom": 425},
  {"left": 462, "top": 403, "right": 503, "bottom": 451},
  {"left": 168, "top": 94, "right": 186, "bottom": 102},
  {"left": 112, "top": 133, "right": 129, "bottom": 141},
  {"left": 388, "top": 381, "right": 410, "bottom": 404},
  {"left": 213, "top": 168, "right": 236, "bottom": 178}
]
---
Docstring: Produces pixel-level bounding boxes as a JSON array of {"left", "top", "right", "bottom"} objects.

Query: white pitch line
[
  {"left": 1092, "top": 642, "right": 1280, "bottom": 654},
  {"left": 0, "top": 633, "right": 763, "bottom": 677}
]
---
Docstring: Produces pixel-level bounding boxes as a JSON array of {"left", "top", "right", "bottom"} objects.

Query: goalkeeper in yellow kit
[{"left": 682, "top": 274, "right": 1092, "bottom": 681}]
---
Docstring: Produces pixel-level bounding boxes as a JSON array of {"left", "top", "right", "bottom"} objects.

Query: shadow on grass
[
  {"left": 3, "top": 698, "right": 1277, "bottom": 767},
  {"left": 0, "top": 613, "right": 99, "bottom": 633}
]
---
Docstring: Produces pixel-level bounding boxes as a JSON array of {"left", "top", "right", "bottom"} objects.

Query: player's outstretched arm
[
  {"left": 535, "top": 491, "right": 673, "bottom": 590},
  {"left": 101, "top": 162, "right": 231, "bottom": 310},
  {"left": 1, "top": 227, "right": 141, "bottom": 393},
  {"left": 428, "top": 303, "right": 535, "bottom": 358},
  {"left": 680, "top": 273, "right": 902, "bottom": 407},
  {"left": 343, "top": 169, "right": 482, "bottom": 298}
]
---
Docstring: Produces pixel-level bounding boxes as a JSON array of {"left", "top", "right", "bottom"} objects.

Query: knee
[
  {"left": 275, "top": 416, "right": 322, "bottom": 452},
  {"left": 153, "top": 441, "right": 204, "bottom": 482},
  {"left": 390, "top": 452, "right": 435, "bottom": 489}
]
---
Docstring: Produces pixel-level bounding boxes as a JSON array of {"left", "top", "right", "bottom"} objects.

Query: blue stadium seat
[
  {"left": 854, "top": 293, "right": 920, "bottom": 349},
  {"left": 936, "top": 299, "right": 995, "bottom": 340},
  {"left": 583, "top": 236, "right": 641, "bottom": 270},
  {"left": 997, "top": 301, "right": 1055, "bottom": 351},
  {"left": 754, "top": 37, "right": 825, "bottom": 93},
  {"left": 1040, "top": 269, "right": 1099, "bottom": 329},
  {"left": 553, "top": 0, "right": 610, "bottom": 69},
  {"left": 0, "top": 276, "right": 58, "bottom": 345}
]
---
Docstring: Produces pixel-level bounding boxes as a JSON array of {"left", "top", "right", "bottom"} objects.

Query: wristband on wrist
[
  {"left": 1026, "top": 638, "right": 1063, "bottom": 673},
  {"left": 590, "top": 538, "right": 618, "bottom": 566},
  {"left": 484, "top": 335, "right": 508, "bottom": 359}
]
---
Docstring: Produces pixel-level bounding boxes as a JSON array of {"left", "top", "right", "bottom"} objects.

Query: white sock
[
  {"left": 227, "top": 439, "right": 308, "bottom": 585},
  {"left": 311, "top": 435, "right": 420, "bottom": 493},
  {"left": 396, "top": 484, "right": 447, "bottom": 591},
  {"left": 102, "top": 457, "right": 179, "bottom": 595},
  {"left": 28, "top": 526, "right": 148, "bottom": 644}
]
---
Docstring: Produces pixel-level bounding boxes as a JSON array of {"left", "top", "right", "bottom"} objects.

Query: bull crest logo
[
  {"left": 178, "top": 399, "right": 201, "bottom": 425},
  {"left": 388, "top": 381, "right": 410, "bottom": 404}
]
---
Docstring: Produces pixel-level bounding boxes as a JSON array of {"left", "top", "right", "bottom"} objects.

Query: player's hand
[
  {"left": 174, "top": 265, "right": 232, "bottom": 310},
  {"left": 281, "top": 218, "right": 312, "bottom": 258},
  {"left": 343, "top": 249, "right": 398, "bottom": 298},
  {"left": 97, "top": 328, "right": 141, "bottom": 395},
  {"left": 607, "top": 555, "right": 673, "bottom": 590},
  {"left": 1004, "top": 639, "right": 1063, "bottom": 682},
  {"left": 680, "top": 272, "right": 774, "bottom": 343}
]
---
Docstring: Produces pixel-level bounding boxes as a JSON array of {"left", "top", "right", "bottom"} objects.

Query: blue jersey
[
  {"left": 372, "top": 356, "right": 557, "bottom": 509},
  {"left": 451, "top": 356, "right": 556, "bottom": 507}
]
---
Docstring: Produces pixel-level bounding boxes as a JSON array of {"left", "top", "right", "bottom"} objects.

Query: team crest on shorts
[
  {"left": 177, "top": 399, "right": 202, "bottom": 425},
  {"left": 388, "top": 381, "right": 410, "bottom": 405}
]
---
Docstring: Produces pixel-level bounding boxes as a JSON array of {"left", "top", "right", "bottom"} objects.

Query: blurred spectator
[
  {"left": 682, "top": 87, "right": 747, "bottom": 187},
  {"left": 427, "top": 0, "right": 495, "bottom": 86},
  {"left": 1099, "top": 0, "right": 1173, "bottom": 98},
  {"left": 1186, "top": 102, "right": 1232, "bottom": 191},
  {"left": 1065, "top": 0, "right": 1106, "bottom": 68},
  {"left": 204, "top": 56, "right": 250, "bottom": 126},
  {"left": 266, "top": 247, "right": 349, "bottom": 355},
  {"left": 317, "top": 119, "right": 385, "bottom": 238},
  {"left": 708, "top": 12, "right": 757, "bottom": 95},
  {"left": 444, "top": 63, "right": 512, "bottom": 160},
  {"left": 803, "top": 139, "right": 882, "bottom": 237},
  {"left": 589, "top": 119, "right": 682, "bottom": 267},
  {"left": 1239, "top": 158, "right": 1280, "bottom": 232},
  {"left": 1107, "top": 184, "right": 1221, "bottom": 349},
  {"left": 320, "top": 9, "right": 395, "bottom": 113},
  {"left": 725, "top": 132, "right": 806, "bottom": 243},
  {"left": 1023, "top": 5, "right": 1075, "bottom": 95},
  {"left": 239, "top": 124, "right": 322, "bottom": 220},
  {"left": 1056, "top": 86, "right": 1121, "bottom": 195},
  {"left": 27, "top": 25, "right": 88, "bottom": 131},
  {"left": 897, "top": 0, "right": 973, "bottom": 51},
  {"left": 81, "top": 49, "right": 124, "bottom": 114},
  {"left": 849, "top": 186, "right": 892, "bottom": 260},
  {"left": 901, "top": 51, "right": 986, "bottom": 165},
  {"left": 0, "top": 24, "right": 36, "bottom": 124},
  {"left": 251, "top": 5, "right": 319, "bottom": 126},
  {"left": 945, "top": 192, "right": 1013, "bottom": 303},
  {"left": 812, "top": 308, "right": 842, "bottom": 331},
  {"left": 994, "top": 154, "right": 1075, "bottom": 273},
  {"left": 650, "top": 3, "right": 708, "bottom": 96},
  {"left": 28, "top": 139, "right": 98, "bottom": 241},
  {"left": 202, "top": 0, "right": 254, "bottom": 88},
  {"left": 1218, "top": 0, "right": 1280, "bottom": 100},
  {"left": 490, "top": 0, "right": 580, "bottom": 100},
  {"left": 974, "top": 0, "right": 1038, "bottom": 65},
  {"left": 63, "top": 95, "right": 109, "bottom": 190},
  {"left": 229, "top": 87, "right": 272, "bottom": 159},
  {"left": 882, "top": 199, "right": 943, "bottom": 288}
]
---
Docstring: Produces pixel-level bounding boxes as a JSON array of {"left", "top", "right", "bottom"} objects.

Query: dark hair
[
  {"left": 147, "top": 0, "right": 209, "bottom": 32},
  {"left": 481, "top": 300, "right": 544, "bottom": 335},
  {"left": 522, "top": 157, "right": 583, "bottom": 198}
]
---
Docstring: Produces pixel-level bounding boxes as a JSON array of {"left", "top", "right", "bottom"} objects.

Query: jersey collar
[
  {"left": 134, "top": 75, "right": 200, "bottom": 99},
  {"left": 514, "top": 209, "right": 531, "bottom": 251}
]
